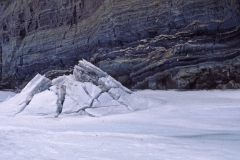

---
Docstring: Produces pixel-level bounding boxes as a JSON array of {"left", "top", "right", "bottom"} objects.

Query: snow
[
  {"left": 0, "top": 90, "right": 240, "bottom": 160},
  {"left": 0, "top": 91, "right": 16, "bottom": 102}
]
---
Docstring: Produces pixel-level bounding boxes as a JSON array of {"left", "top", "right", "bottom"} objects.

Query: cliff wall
[{"left": 0, "top": 0, "right": 240, "bottom": 89}]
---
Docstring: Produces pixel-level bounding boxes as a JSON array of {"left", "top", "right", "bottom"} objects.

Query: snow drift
[{"left": 0, "top": 60, "right": 149, "bottom": 117}]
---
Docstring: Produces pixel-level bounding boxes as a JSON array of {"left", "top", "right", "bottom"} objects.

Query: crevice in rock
[
  {"left": 19, "top": 28, "right": 26, "bottom": 40},
  {"left": 73, "top": 5, "right": 77, "bottom": 25},
  {"left": 148, "top": 31, "right": 158, "bottom": 38},
  {"left": 3, "top": 24, "right": 7, "bottom": 31}
]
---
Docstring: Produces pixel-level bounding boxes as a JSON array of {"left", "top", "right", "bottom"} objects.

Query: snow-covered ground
[
  {"left": 0, "top": 90, "right": 240, "bottom": 160},
  {"left": 0, "top": 91, "right": 16, "bottom": 102}
]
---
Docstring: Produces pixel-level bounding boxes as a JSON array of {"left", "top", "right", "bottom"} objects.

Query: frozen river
[{"left": 0, "top": 90, "right": 239, "bottom": 160}]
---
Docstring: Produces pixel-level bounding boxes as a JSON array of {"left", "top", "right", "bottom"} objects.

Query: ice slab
[
  {"left": 20, "top": 90, "right": 58, "bottom": 116},
  {"left": 0, "top": 74, "right": 51, "bottom": 115},
  {"left": 62, "top": 81, "right": 91, "bottom": 114},
  {"left": 84, "top": 82, "right": 102, "bottom": 98},
  {"left": 0, "top": 60, "right": 150, "bottom": 117}
]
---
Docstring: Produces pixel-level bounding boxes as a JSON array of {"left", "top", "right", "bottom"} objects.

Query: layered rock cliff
[{"left": 0, "top": 0, "right": 240, "bottom": 89}]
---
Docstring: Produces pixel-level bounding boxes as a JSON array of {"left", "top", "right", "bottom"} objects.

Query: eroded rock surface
[
  {"left": 0, "top": 60, "right": 148, "bottom": 117},
  {"left": 0, "top": 0, "right": 240, "bottom": 89}
]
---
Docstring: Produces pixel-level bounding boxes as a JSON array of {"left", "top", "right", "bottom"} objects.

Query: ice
[
  {"left": 62, "top": 81, "right": 91, "bottom": 113},
  {"left": 77, "top": 59, "right": 108, "bottom": 78},
  {"left": 21, "top": 74, "right": 51, "bottom": 94},
  {"left": 108, "top": 88, "right": 127, "bottom": 100},
  {"left": 98, "top": 76, "right": 132, "bottom": 94},
  {"left": 20, "top": 90, "right": 58, "bottom": 116},
  {"left": 96, "top": 92, "right": 125, "bottom": 108},
  {"left": 49, "top": 85, "right": 66, "bottom": 114},
  {"left": 51, "top": 75, "right": 69, "bottom": 86},
  {"left": 0, "top": 60, "right": 149, "bottom": 117},
  {"left": 83, "top": 82, "right": 102, "bottom": 98},
  {"left": 89, "top": 92, "right": 129, "bottom": 116},
  {"left": 0, "top": 74, "right": 51, "bottom": 115}
]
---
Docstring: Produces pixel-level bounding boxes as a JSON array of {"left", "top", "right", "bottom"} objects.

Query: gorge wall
[{"left": 0, "top": 0, "right": 240, "bottom": 90}]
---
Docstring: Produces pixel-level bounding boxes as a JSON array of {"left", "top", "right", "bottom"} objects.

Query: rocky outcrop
[{"left": 0, "top": 0, "right": 240, "bottom": 89}]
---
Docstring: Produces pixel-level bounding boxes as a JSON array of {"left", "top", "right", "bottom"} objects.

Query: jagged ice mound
[{"left": 0, "top": 60, "right": 149, "bottom": 117}]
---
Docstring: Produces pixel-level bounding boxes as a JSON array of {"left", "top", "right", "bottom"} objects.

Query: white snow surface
[
  {"left": 0, "top": 91, "right": 16, "bottom": 102},
  {"left": 0, "top": 90, "right": 239, "bottom": 160}
]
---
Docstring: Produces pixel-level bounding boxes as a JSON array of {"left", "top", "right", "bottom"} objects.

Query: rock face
[
  {"left": 0, "top": 60, "right": 149, "bottom": 117},
  {"left": 0, "top": 0, "right": 240, "bottom": 89}
]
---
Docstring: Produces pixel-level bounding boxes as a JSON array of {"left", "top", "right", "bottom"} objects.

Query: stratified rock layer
[{"left": 0, "top": 0, "right": 240, "bottom": 89}]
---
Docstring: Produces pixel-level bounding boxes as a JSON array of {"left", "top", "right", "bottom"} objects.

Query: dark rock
[{"left": 0, "top": 0, "right": 240, "bottom": 90}]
